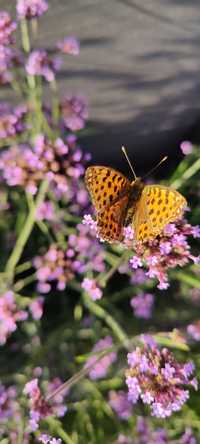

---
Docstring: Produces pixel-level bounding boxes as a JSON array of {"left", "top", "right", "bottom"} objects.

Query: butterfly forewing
[
  {"left": 134, "top": 185, "right": 187, "bottom": 242},
  {"left": 85, "top": 166, "right": 131, "bottom": 211}
]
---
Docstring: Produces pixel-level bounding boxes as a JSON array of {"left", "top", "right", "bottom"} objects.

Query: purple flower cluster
[
  {"left": 0, "top": 12, "right": 16, "bottom": 45},
  {"left": 26, "top": 49, "right": 62, "bottom": 82},
  {"left": 0, "top": 103, "right": 27, "bottom": 139},
  {"left": 85, "top": 336, "right": 117, "bottom": 380},
  {"left": 0, "top": 383, "right": 18, "bottom": 421},
  {"left": 117, "top": 418, "right": 196, "bottom": 444},
  {"left": 34, "top": 222, "right": 105, "bottom": 292},
  {"left": 57, "top": 36, "right": 80, "bottom": 56},
  {"left": 39, "top": 435, "right": 62, "bottom": 444},
  {"left": 128, "top": 221, "right": 200, "bottom": 289},
  {"left": 187, "top": 321, "right": 200, "bottom": 341},
  {"left": 130, "top": 292, "right": 154, "bottom": 319},
  {"left": 0, "top": 291, "right": 28, "bottom": 345},
  {"left": 16, "top": 0, "right": 48, "bottom": 20},
  {"left": 0, "top": 11, "right": 18, "bottom": 85},
  {"left": 0, "top": 134, "right": 87, "bottom": 197},
  {"left": 126, "top": 345, "right": 197, "bottom": 418},
  {"left": 108, "top": 390, "right": 132, "bottom": 420},
  {"left": 23, "top": 376, "right": 67, "bottom": 431},
  {"left": 60, "top": 95, "right": 88, "bottom": 131},
  {"left": 33, "top": 244, "right": 75, "bottom": 293}
]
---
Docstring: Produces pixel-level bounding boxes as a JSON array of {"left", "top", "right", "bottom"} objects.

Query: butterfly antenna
[
  {"left": 121, "top": 146, "right": 137, "bottom": 180},
  {"left": 143, "top": 156, "right": 168, "bottom": 179}
]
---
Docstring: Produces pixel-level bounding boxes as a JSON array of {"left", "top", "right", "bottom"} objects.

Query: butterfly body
[{"left": 85, "top": 165, "right": 187, "bottom": 243}]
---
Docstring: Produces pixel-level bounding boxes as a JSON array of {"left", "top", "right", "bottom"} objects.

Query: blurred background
[{"left": 2, "top": 0, "right": 200, "bottom": 174}]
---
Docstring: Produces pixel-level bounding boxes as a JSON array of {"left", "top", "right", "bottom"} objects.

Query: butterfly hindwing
[
  {"left": 85, "top": 166, "right": 131, "bottom": 212},
  {"left": 134, "top": 185, "right": 187, "bottom": 241},
  {"left": 97, "top": 194, "right": 129, "bottom": 242}
]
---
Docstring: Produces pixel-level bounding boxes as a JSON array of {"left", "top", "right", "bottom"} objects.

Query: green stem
[
  {"left": 45, "top": 418, "right": 76, "bottom": 444},
  {"left": 20, "top": 19, "right": 30, "bottom": 53},
  {"left": 5, "top": 180, "right": 48, "bottom": 281},
  {"left": 14, "top": 272, "right": 36, "bottom": 292},
  {"left": 82, "top": 292, "right": 129, "bottom": 347},
  {"left": 15, "top": 261, "right": 32, "bottom": 275},
  {"left": 172, "top": 271, "right": 200, "bottom": 289},
  {"left": 171, "top": 158, "right": 200, "bottom": 189}
]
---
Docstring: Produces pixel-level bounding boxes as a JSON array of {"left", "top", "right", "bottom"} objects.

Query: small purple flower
[
  {"left": 187, "top": 321, "right": 200, "bottom": 341},
  {"left": 130, "top": 292, "right": 154, "bottom": 319},
  {"left": 16, "top": 0, "right": 48, "bottom": 19},
  {"left": 180, "top": 141, "right": 193, "bottom": 155},
  {"left": 29, "top": 297, "right": 44, "bottom": 320},
  {"left": 108, "top": 390, "right": 132, "bottom": 420},
  {"left": 0, "top": 291, "right": 28, "bottom": 344},
  {"left": 36, "top": 201, "right": 55, "bottom": 221},
  {"left": 26, "top": 50, "right": 62, "bottom": 82},
  {"left": 57, "top": 36, "right": 80, "bottom": 55},
  {"left": 81, "top": 278, "right": 102, "bottom": 301},
  {"left": 60, "top": 95, "right": 88, "bottom": 131},
  {"left": 0, "top": 11, "right": 16, "bottom": 45},
  {"left": 126, "top": 345, "right": 197, "bottom": 418},
  {"left": 181, "top": 428, "right": 197, "bottom": 444},
  {"left": 85, "top": 336, "right": 117, "bottom": 380}
]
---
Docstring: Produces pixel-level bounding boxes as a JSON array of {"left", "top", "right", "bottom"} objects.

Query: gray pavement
[{"left": 1, "top": 0, "right": 200, "bottom": 173}]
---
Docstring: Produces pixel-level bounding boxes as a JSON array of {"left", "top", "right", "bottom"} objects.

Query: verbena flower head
[
  {"left": 57, "top": 36, "right": 80, "bottom": 55},
  {"left": 33, "top": 244, "right": 75, "bottom": 293},
  {"left": 16, "top": 0, "right": 48, "bottom": 19},
  {"left": 130, "top": 292, "right": 154, "bottom": 319},
  {"left": 128, "top": 220, "right": 200, "bottom": 290},
  {"left": 23, "top": 376, "right": 67, "bottom": 431},
  {"left": 0, "top": 134, "right": 87, "bottom": 198},
  {"left": 0, "top": 11, "right": 16, "bottom": 45},
  {"left": 85, "top": 336, "right": 117, "bottom": 380},
  {"left": 60, "top": 95, "right": 88, "bottom": 131},
  {"left": 26, "top": 49, "right": 61, "bottom": 82},
  {"left": 0, "top": 291, "right": 28, "bottom": 344},
  {"left": 126, "top": 345, "right": 197, "bottom": 418},
  {"left": 0, "top": 103, "right": 27, "bottom": 138},
  {"left": 108, "top": 390, "right": 132, "bottom": 420}
]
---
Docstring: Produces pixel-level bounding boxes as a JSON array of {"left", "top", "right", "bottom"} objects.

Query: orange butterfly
[{"left": 85, "top": 148, "right": 187, "bottom": 243}]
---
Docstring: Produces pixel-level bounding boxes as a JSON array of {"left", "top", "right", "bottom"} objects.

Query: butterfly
[{"left": 85, "top": 155, "right": 187, "bottom": 243}]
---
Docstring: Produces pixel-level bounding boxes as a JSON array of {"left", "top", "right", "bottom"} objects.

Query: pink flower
[
  {"left": 57, "top": 36, "right": 80, "bottom": 55},
  {"left": 81, "top": 278, "right": 102, "bottom": 301},
  {"left": 16, "top": 0, "right": 48, "bottom": 19},
  {"left": 85, "top": 336, "right": 117, "bottom": 380},
  {"left": 180, "top": 141, "right": 193, "bottom": 155},
  {"left": 26, "top": 50, "right": 62, "bottom": 82},
  {"left": 126, "top": 345, "right": 197, "bottom": 418},
  {"left": 130, "top": 293, "right": 154, "bottom": 319},
  {"left": 187, "top": 321, "right": 200, "bottom": 341}
]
